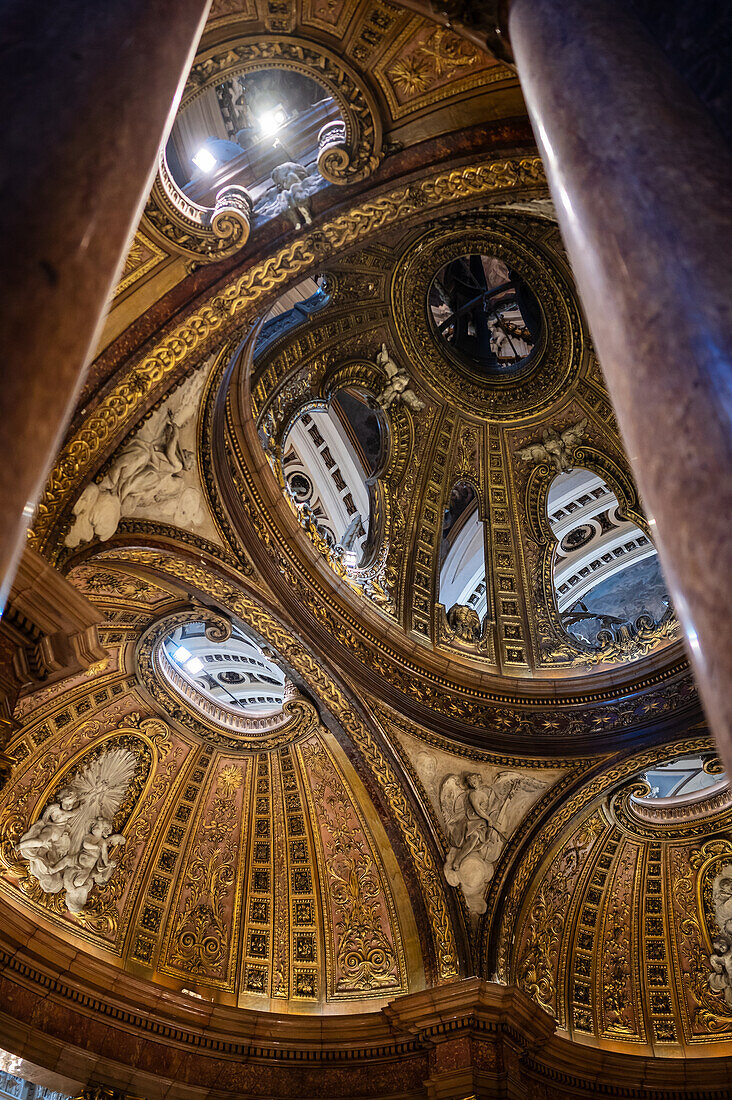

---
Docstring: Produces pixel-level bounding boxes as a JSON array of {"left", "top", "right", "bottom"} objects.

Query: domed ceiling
[{"left": 0, "top": 0, "right": 729, "bottom": 1095}]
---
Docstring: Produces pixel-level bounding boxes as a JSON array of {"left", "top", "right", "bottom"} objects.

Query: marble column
[
  {"left": 508, "top": 0, "right": 732, "bottom": 772},
  {"left": 0, "top": 0, "right": 211, "bottom": 606}
]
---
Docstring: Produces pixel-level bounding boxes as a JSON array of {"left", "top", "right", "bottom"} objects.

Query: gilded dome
[{"left": 0, "top": 2, "right": 728, "bottom": 1097}]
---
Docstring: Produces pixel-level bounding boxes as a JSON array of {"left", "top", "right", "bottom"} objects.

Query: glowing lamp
[
  {"left": 258, "top": 105, "right": 287, "bottom": 137},
  {"left": 192, "top": 147, "right": 217, "bottom": 173}
]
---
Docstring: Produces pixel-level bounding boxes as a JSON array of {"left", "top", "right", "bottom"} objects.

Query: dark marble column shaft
[
  {"left": 509, "top": 0, "right": 732, "bottom": 768},
  {"left": 0, "top": 0, "right": 210, "bottom": 606}
]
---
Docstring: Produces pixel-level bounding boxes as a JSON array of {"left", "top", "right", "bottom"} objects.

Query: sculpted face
[{"left": 466, "top": 773, "right": 483, "bottom": 790}]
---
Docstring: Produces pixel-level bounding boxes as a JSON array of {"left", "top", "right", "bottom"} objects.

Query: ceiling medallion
[{"left": 391, "top": 215, "right": 582, "bottom": 419}]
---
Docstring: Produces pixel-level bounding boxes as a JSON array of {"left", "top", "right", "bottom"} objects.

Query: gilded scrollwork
[
  {"left": 516, "top": 815, "right": 604, "bottom": 1019},
  {"left": 300, "top": 735, "right": 404, "bottom": 995},
  {"left": 97, "top": 547, "right": 460, "bottom": 980},
  {"left": 165, "top": 762, "right": 248, "bottom": 985},
  {"left": 144, "top": 35, "right": 385, "bottom": 259}
]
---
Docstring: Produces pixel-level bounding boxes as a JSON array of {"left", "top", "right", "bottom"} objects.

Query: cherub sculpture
[
  {"left": 16, "top": 747, "right": 135, "bottom": 914},
  {"left": 270, "top": 162, "right": 318, "bottom": 230},
  {"left": 16, "top": 790, "right": 80, "bottom": 893},
  {"left": 709, "top": 936, "right": 732, "bottom": 1008},
  {"left": 709, "top": 864, "right": 732, "bottom": 1007},
  {"left": 375, "top": 344, "right": 424, "bottom": 413},
  {"left": 440, "top": 771, "right": 545, "bottom": 914},
  {"left": 50, "top": 817, "right": 126, "bottom": 915},
  {"left": 446, "top": 603, "right": 482, "bottom": 644},
  {"left": 517, "top": 417, "right": 588, "bottom": 474}
]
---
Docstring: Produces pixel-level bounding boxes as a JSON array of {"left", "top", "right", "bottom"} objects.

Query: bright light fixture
[
  {"left": 173, "top": 645, "right": 191, "bottom": 663},
  {"left": 258, "top": 105, "right": 287, "bottom": 137},
  {"left": 192, "top": 147, "right": 217, "bottom": 173},
  {"left": 186, "top": 657, "right": 204, "bottom": 674}
]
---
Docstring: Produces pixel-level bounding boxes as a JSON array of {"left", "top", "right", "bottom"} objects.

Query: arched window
[
  {"left": 254, "top": 275, "right": 330, "bottom": 358},
  {"left": 279, "top": 390, "right": 385, "bottom": 567},
  {"left": 439, "top": 482, "right": 487, "bottom": 620},
  {"left": 637, "top": 755, "right": 726, "bottom": 801},
  {"left": 547, "top": 468, "right": 670, "bottom": 647}
]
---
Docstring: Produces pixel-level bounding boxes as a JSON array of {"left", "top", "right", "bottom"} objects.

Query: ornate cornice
[{"left": 33, "top": 156, "right": 546, "bottom": 558}]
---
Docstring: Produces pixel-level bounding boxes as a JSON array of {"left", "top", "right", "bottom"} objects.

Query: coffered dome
[
  {"left": 208, "top": 208, "right": 687, "bottom": 750},
  {"left": 1, "top": 1, "right": 728, "bottom": 1096}
]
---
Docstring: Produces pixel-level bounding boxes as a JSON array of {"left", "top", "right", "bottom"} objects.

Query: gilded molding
[{"left": 34, "top": 156, "right": 545, "bottom": 557}]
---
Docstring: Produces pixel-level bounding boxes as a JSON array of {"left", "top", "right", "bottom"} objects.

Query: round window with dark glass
[{"left": 428, "top": 254, "right": 542, "bottom": 376}]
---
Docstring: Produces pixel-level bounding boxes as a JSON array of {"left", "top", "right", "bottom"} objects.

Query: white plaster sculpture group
[
  {"left": 65, "top": 367, "right": 208, "bottom": 547},
  {"left": 517, "top": 417, "right": 588, "bottom": 474},
  {"left": 16, "top": 747, "right": 135, "bottom": 914},
  {"left": 440, "top": 770, "right": 545, "bottom": 914},
  {"left": 375, "top": 344, "right": 425, "bottom": 413},
  {"left": 709, "top": 863, "right": 732, "bottom": 1007}
]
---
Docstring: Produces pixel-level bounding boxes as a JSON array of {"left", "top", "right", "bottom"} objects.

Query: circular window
[
  {"left": 287, "top": 472, "right": 313, "bottom": 503},
  {"left": 161, "top": 621, "right": 286, "bottom": 717},
  {"left": 165, "top": 68, "right": 341, "bottom": 197},
  {"left": 428, "top": 254, "right": 542, "bottom": 377},
  {"left": 560, "top": 523, "right": 595, "bottom": 554},
  {"left": 638, "top": 755, "right": 726, "bottom": 801}
]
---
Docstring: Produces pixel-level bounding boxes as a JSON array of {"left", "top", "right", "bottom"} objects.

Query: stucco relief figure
[
  {"left": 267, "top": 162, "right": 320, "bottom": 230},
  {"left": 709, "top": 865, "right": 732, "bottom": 1007},
  {"left": 16, "top": 790, "right": 80, "bottom": 892},
  {"left": 16, "top": 748, "right": 135, "bottom": 914},
  {"left": 375, "top": 344, "right": 425, "bottom": 413},
  {"left": 337, "top": 512, "right": 365, "bottom": 554},
  {"left": 440, "top": 771, "right": 545, "bottom": 914},
  {"left": 446, "top": 603, "right": 482, "bottom": 644},
  {"left": 65, "top": 368, "right": 207, "bottom": 547},
  {"left": 517, "top": 417, "right": 588, "bottom": 474}
]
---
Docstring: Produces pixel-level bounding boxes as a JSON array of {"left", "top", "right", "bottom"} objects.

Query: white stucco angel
[
  {"left": 49, "top": 817, "right": 127, "bottom": 915},
  {"left": 16, "top": 789, "right": 80, "bottom": 893},
  {"left": 65, "top": 368, "right": 207, "bottom": 547},
  {"left": 517, "top": 417, "right": 588, "bottom": 474},
  {"left": 375, "top": 344, "right": 424, "bottom": 413},
  {"left": 440, "top": 771, "right": 545, "bottom": 914},
  {"left": 16, "top": 747, "right": 136, "bottom": 914}
]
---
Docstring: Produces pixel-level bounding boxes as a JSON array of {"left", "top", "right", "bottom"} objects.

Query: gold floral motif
[
  {"left": 301, "top": 737, "right": 401, "bottom": 994},
  {"left": 516, "top": 816, "right": 604, "bottom": 1019},
  {"left": 601, "top": 847, "right": 637, "bottom": 1035},
  {"left": 168, "top": 764, "right": 246, "bottom": 981},
  {"left": 388, "top": 55, "right": 432, "bottom": 95},
  {"left": 678, "top": 844, "right": 732, "bottom": 1034},
  {"left": 218, "top": 766, "right": 243, "bottom": 794},
  {"left": 419, "top": 28, "right": 478, "bottom": 77}
]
